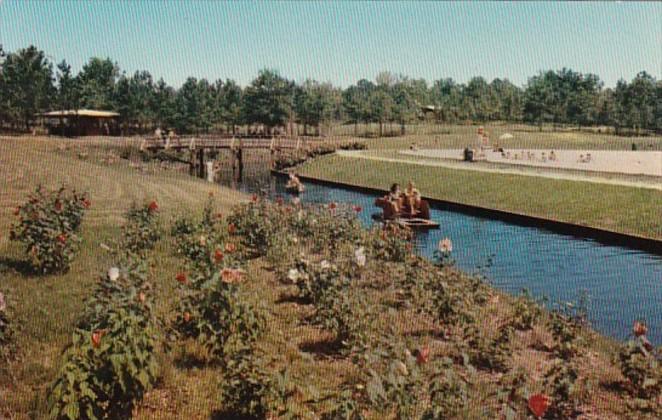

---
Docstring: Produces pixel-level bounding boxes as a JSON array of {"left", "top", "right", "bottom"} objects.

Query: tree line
[{"left": 0, "top": 45, "right": 660, "bottom": 136}]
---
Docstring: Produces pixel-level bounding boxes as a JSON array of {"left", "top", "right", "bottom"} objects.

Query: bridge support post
[{"left": 197, "top": 149, "right": 205, "bottom": 178}]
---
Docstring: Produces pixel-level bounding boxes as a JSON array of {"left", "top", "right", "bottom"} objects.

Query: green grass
[
  {"left": 330, "top": 123, "right": 662, "bottom": 151},
  {"left": 298, "top": 154, "right": 662, "bottom": 239}
]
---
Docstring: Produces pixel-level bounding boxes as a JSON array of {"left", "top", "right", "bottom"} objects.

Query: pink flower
[
  {"left": 221, "top": 268, "right": 245, "bottom": 284},
  {"left": 224, "top": 243, "right": 236, "bottom": 253}
]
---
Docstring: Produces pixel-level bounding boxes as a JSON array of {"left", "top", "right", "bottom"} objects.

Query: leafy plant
[
  {"left": 121, "top": 201, "right": 161, "bottom": 256},
  {"left": 219, "top": 348, "right": 293, "bottom": 419},
  {"left": 9, "top": 185, "right": 90, "bottom": 273},
  {"left": 510, "top": 289, "right": 544, "bottom": 331},
  {"left": 617, "top": 322, "right": 661, "bottom": 402},
  {"left": 173, "top": 269, "right": 265, "bottom": 362},
  {"left": 422, "top": 358, "right": 469, "bottom": 419}
]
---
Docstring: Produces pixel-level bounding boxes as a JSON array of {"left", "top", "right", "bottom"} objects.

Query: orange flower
[
  {"left": 183, "top": 312, "right": 191, "bottom": 323},
  {"left": 214, "top": 249, "right": 224, "bottom": 263},
  {"left": 56, "top": 234, "right": 67, "bottom": 244},
  {"left": 633, "top": 321, "right": 648, "bottom": 337},
  {"left": 224, "top": 243, "right": 236, "bottom": 253},
  {"left": 228, "top": 223, "right": 237, "bottom": 235},
  {"left": 91, "top": 330, "right": 103, "bottom": 348},
  {"left": 528, "top": 394, "right": 551, "bottom": 418},
  {"left": 416, "top": 346, "right": 430, "bottom": 365},
  {"left": 138, "top": 292, "right": 146, "bottom": 303},
  {"left": 148, "top": 201, "right": 159, "bottom": 212},
  {"left": 176, "top": 272, "right": 188, "bottom": 284}
]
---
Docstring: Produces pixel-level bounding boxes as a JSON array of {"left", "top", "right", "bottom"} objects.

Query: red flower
[
  {"left": 56, "top": 234, "right": 67, "bottom": 244},
  {"left": 148, "top": 201, "right": 159, "bottom": 212},
  {"left": 276, "top": 197, "right": 284, "bottom": 206},
  {"left": 224, "top": 243, "right": 236, "bottom": 253},
  {"left": 54, "top": 200, "right": 62, "bottom": 211},
  {"left": 91, "top": 330, "right": 103, "bottom": 348},
  {"left": 353, "top": 205, "right": 363, "bottom": 213},
  {"left": 216, "top": 212, "right": 223, "bottom": 219},
  {"left": 176, "top": 272, "right": 188, "bottom": 284},
  {"left": 528, "top": 394, "right": 551, "bottom": 418},
  {"left": 416, "top": 346, "right": 430, "bottom": 365},
  {"left": 228, "top": 223, "right": 237, "bottom": 235},
  {"left": 251, "top": 194, "right": 258, "bottom": 202},
  {"left": 183, "top": 312, "right": 191, "bottom": 323},
  {"left": 214, "top": 249, "right": 224, "bottom": 263},
  {"left": 82, "top": 198, "right": 91, "bottom": 209},
  {"left": 13, "top": 206, "right": 20, "bottom": 216},
  {"left": 328, "top": 202, "right": 337, "bottom": 210},
  {"left": 633, "top": 321, "right": 648, "bottom": 337}
]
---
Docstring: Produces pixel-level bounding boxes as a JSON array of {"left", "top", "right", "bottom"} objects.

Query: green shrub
[
  {"left": 617, "top": 324, "right": 661, "bottom": 402},
  {"left": 48, "top": 260, "right": 158, "bottom": 419},
  {"left": 173, "top": 269, "right": 265, "bottom": 362},
  {"left": 121, "top": 201, "right": 161, "bottom": 256},
  {"left": 510, "top": 290, "right": 544, "bottom": 331},
  {"left": 9, "top": 185, "right": 90, "bottom": 273},
  {"left": 422, "top": 358, "right": 469, "bottom": 419},
  {"left": 219, "top": 349, "right": 292, "bottom": 418}
]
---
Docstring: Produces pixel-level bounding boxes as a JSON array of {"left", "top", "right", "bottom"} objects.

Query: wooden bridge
[{"left": 139, "top": 135, "right": 319, "bottom": 180}]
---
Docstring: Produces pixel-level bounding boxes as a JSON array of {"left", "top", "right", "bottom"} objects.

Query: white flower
[
  {"left": 438, "top": 238, "right": 453, "bottom": 253},
  {"left": 287, "top": 268, "right": 300, "bottom": 283},
  {"left": 199, "top": 235, "right": 207, "bottom": 246},
  {"left": 291, "top": 197, "right": 301, "bottom": 206},
  {"left": 99, "top": 243, "right": 111, "bottom": 251},
  {"left": 354, "top": 247, "right": 366, "bottom": 267},
  {"left": 108, "top": 267, "right": 120, "bottom": 281},
  {"left": 0, "top": 292, "right": 6, "bottom": 312},
  {"left": 291, "top": 236, "right": 299, "bottom": 244},
  {"left": 320, "top": 260, "right": 331, "bottom": 270}
]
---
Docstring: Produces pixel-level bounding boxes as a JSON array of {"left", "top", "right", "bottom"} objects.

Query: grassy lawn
[
  {"left": 297, "top": 154, "right": 662, "bottom": 239},
  {"left": 331, "top": 123, "right": 662, "bottom": 151}
]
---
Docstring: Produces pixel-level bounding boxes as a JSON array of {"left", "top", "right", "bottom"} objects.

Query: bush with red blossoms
[
  {"left": 9, "top": 185, "right": 90, "bottom": 274},
  {"left": 617, "top": 321, "right": 662, "bottom": 404}
]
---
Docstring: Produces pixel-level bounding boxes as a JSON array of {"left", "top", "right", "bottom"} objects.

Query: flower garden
[{"left": 1, "top": 186, "right": 661, "bottom": 419}]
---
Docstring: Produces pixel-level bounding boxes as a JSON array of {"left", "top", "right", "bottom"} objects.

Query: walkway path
[{"left": 336, "top": 150, "right": 662, "bottom": 191}]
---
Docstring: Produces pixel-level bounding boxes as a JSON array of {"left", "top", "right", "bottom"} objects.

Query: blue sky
[{"left": 1, "top": 1, "right": 659, "bottom": 88}]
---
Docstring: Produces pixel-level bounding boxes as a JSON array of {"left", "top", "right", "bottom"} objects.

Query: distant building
[{"left": 37, "top": 109, "right": 120, "bottom": 136}]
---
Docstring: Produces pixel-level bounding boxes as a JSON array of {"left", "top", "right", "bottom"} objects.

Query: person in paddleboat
[
  {"left": 378, "top": 183, "right": 402, "bottom": 219},
  {"left": 286, "top": 172, "right": 304, "bottom": 192}
]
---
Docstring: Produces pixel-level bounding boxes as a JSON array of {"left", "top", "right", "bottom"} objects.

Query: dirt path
[{"left": 337, "top": 150, "right": 662, "bottom": 191}]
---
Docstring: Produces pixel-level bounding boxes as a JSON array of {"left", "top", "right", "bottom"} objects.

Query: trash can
[{"left": 463, "top": 148, "right": 474, "bottom": 162}]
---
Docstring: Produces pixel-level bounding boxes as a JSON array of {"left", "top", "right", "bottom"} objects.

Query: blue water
[{"left": 222, "top": 172, "right": 662, "bottom": 345}]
